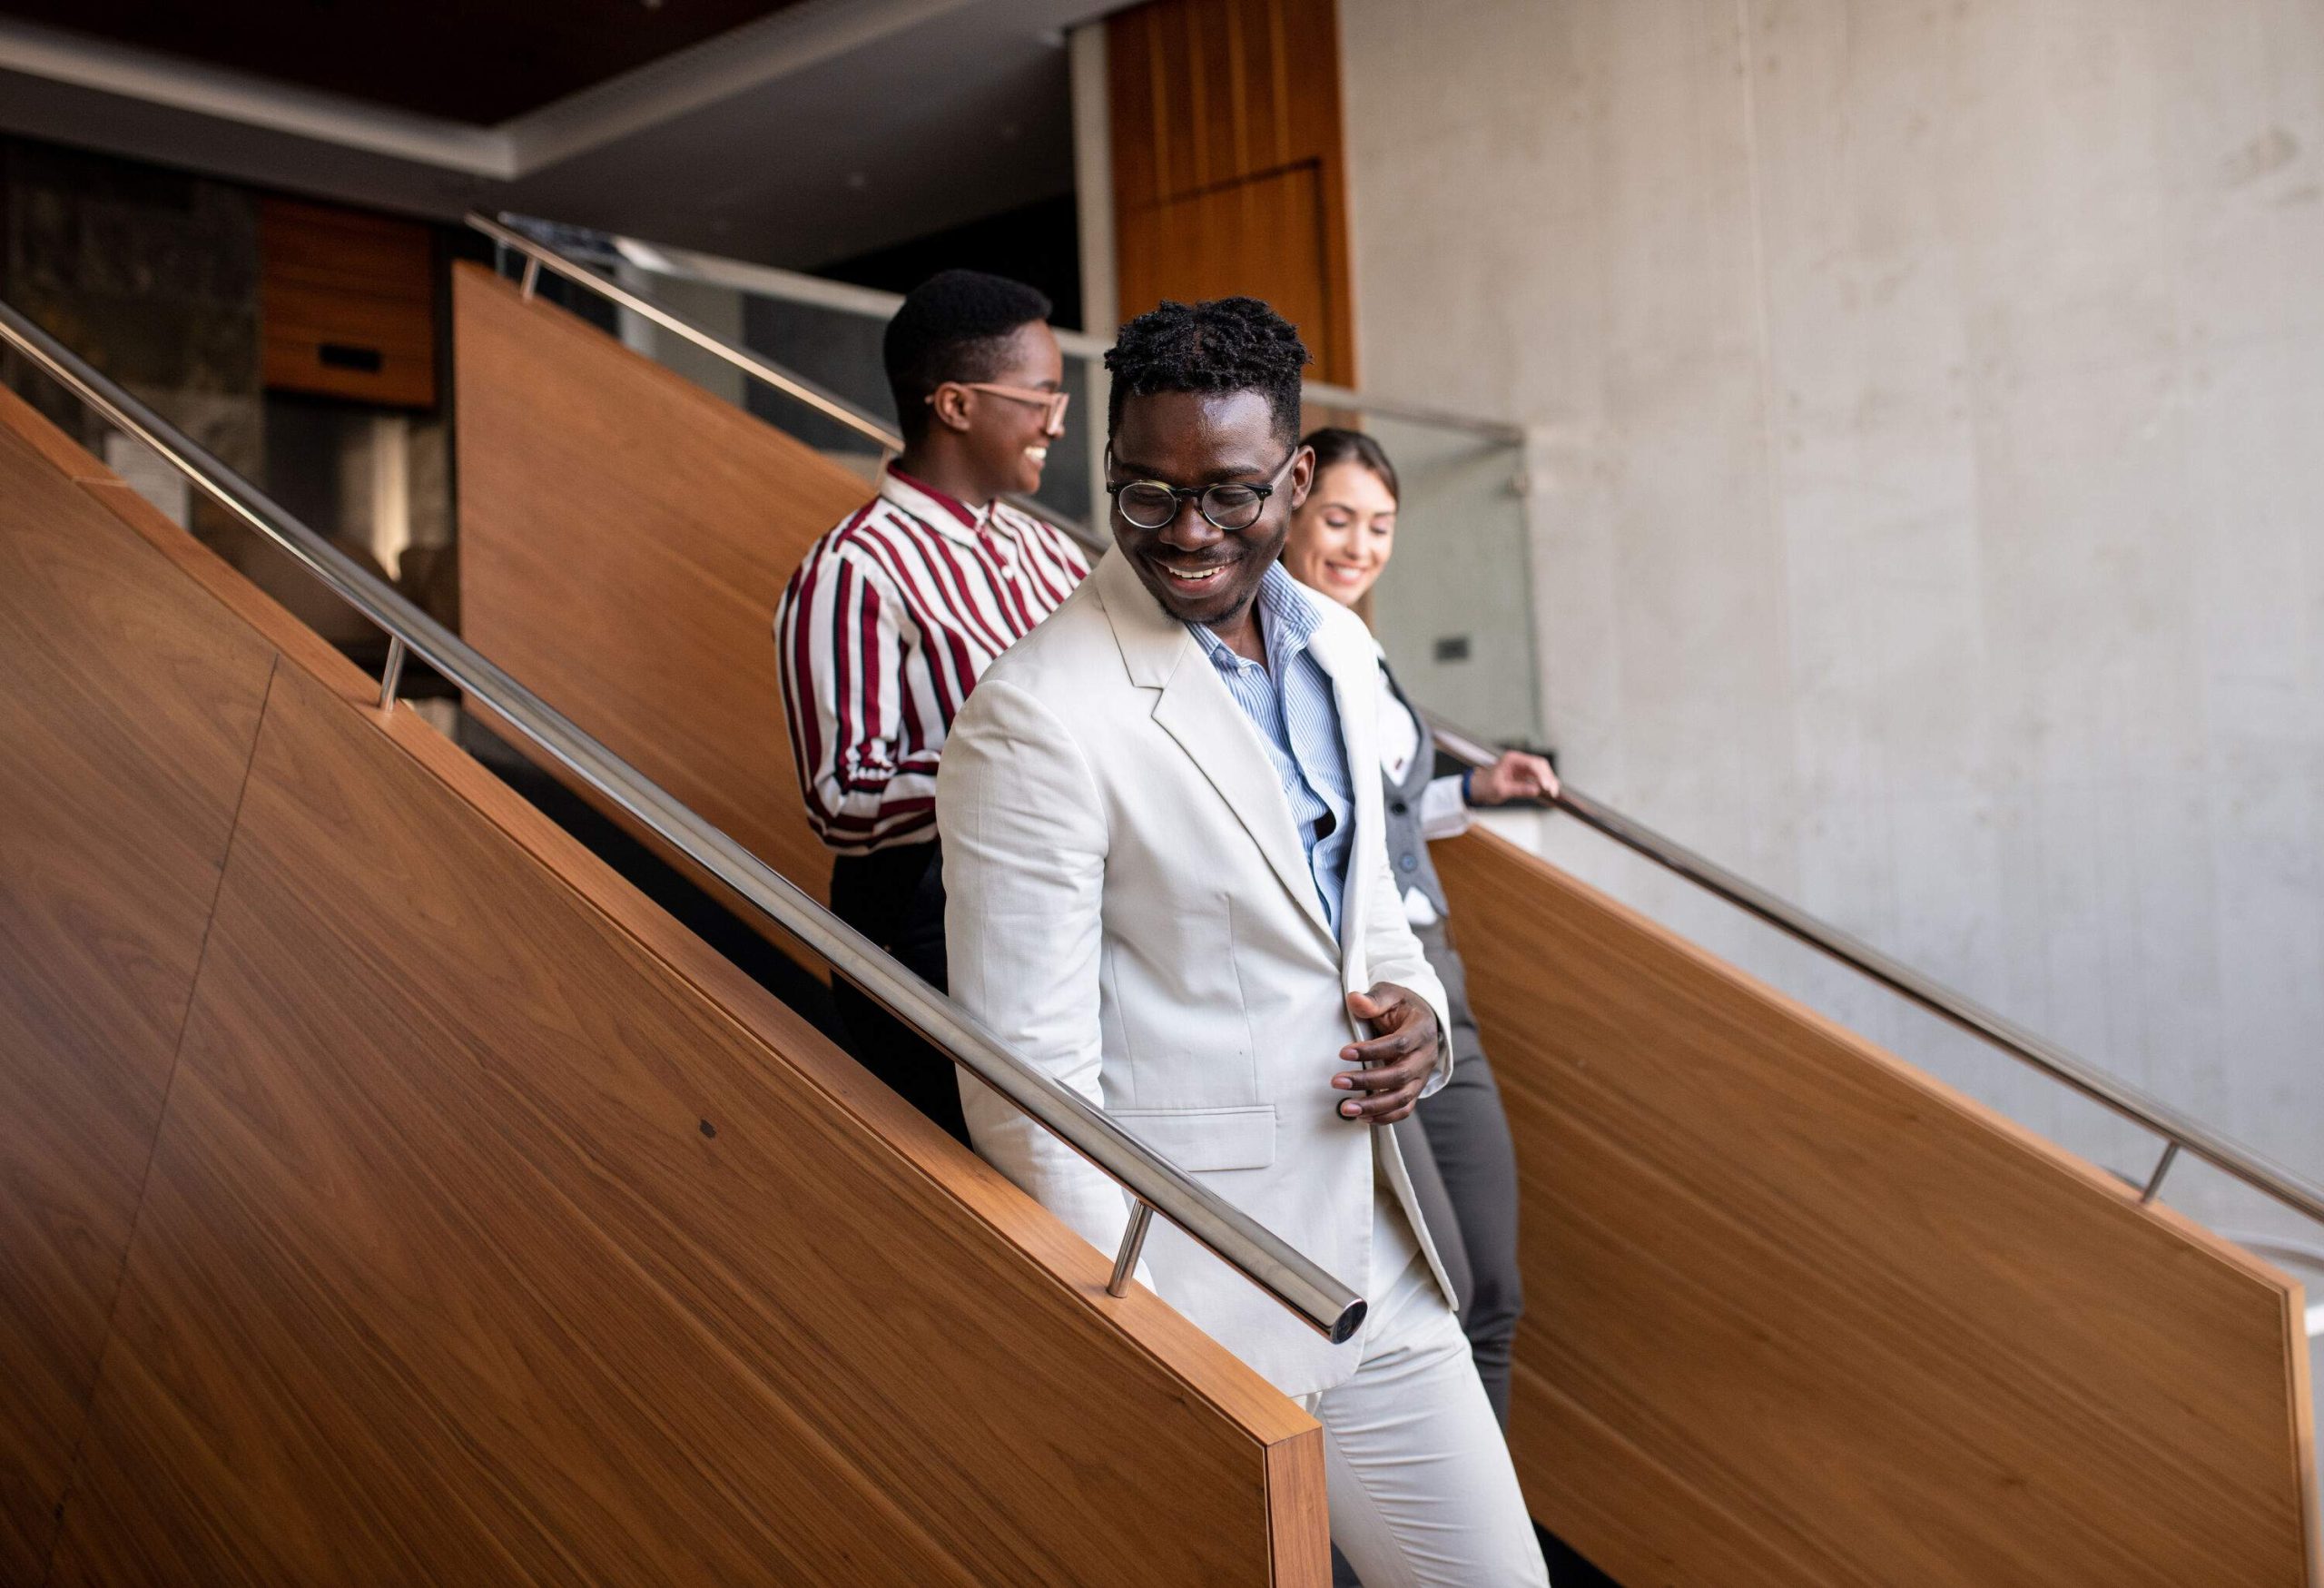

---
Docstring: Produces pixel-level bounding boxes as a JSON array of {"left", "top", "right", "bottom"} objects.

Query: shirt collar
[
  {"left": 1187, "top": 562, "right": 1322, "bottom": 671},
  {"left": 881, "top": 466, "right": 991, "bottom": 545}
]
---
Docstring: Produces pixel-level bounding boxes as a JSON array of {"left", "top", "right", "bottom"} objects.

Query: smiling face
[
  {"left": 1285, "top": 460, "right": 1398, "bottom": 608},
  {"left": 957, "top": 320, "right": 1066, "bottom": 499},
  {"left": 1108, "top": 388, "right": 1313, "bottom": 634}
]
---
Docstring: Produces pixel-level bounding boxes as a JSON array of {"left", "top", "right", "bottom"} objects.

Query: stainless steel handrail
[
  {"left": 469, "top": 212, "right": 1098, "bottom": 553},
  {"left": 1425, "top": 715, "right": 2324, "bottom": 1230},
  {"left": 0, "top": 292, "right": 1365, "bottom": 1345},
  {"left": 470, "top": 206, "right": 2324, "bottom": 1237},
  {"left": 468, "top": 211, "right": 904, "bottom": 455},
  {"left": 482, "top": 211, "right": 1531, "bottom": 445}
]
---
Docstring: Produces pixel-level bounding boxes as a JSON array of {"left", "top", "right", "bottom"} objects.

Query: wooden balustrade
[
  {"left": 454, "top": 262, "right": 864, "bottom": 952},
  {"left": 0, "top": 386, "right": 1324, "bottom": 1584},
  {"left": 1437, "top": 829, "right": 2317, "bottom": 1586}
]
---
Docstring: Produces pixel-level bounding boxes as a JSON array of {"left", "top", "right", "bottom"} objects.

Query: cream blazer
[{"left": 935, "top": 547, "right": 1456, "bottom": 1396}]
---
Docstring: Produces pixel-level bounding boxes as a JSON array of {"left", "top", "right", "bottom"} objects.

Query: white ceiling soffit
[
  {"left": 0, "top": 15, "right": 514, "bottom": 173},
  {"left": 508, "top": 0, "right": 981, "bottom": 173},
  {"left": 0, "top": 0, "right": 991, "bottom": 182}
]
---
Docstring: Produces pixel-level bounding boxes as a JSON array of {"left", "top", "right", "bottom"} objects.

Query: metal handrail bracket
[{"left": 0, "top": 291, "right": 1365, "bottom": 1346}]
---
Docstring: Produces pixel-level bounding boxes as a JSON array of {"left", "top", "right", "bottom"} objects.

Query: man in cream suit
[{"left": 937, "top": 298, "right": 1549, "bottom": 1586}]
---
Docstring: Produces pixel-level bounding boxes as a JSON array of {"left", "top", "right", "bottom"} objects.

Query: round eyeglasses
[{"left": 1106, "top": 449, "right": 1301, "bottom": 532}]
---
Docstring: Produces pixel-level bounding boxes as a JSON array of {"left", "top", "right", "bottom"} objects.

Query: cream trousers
[{"left": 1299, "top": 1248, "right": 1551, "bottom": 1586}]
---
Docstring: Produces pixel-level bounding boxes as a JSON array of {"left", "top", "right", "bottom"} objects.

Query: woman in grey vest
[{"left": 1285, "top": 427, "right": 1556, "bottom": 1427}]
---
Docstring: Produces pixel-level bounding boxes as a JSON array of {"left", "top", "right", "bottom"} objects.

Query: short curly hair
[
  {"left": 1104, "top": 297, "right": 1309, "bottom": 446},
  {"left": 884, "top": 269, "right": 1053, "bottom": 444}
]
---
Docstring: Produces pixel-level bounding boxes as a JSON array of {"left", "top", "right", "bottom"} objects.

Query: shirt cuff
[{"left": 1419, "top": 774, "right": 1473, "bottom": 841}]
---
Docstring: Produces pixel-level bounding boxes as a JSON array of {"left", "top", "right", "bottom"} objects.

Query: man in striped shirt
[{"left": 774, "top": 270, "right": 1090, "bottom": 1143}]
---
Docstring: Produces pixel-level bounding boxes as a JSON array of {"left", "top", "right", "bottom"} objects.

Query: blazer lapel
[{"left": 1094, "top": 550, "right": 1336, "bottom": 946}]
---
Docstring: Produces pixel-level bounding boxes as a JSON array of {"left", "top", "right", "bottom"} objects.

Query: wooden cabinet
[{"left": 259, "top": 196, "right": 438, "bottom": 408}]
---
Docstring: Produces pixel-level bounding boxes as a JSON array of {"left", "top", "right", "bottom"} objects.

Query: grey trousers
[{"left": 1396, "top": 916, "right": 1524, "bottom": 1428}]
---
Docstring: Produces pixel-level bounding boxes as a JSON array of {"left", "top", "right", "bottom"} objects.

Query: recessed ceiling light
[{"left": 845, "top": 172, "right": 869, "bottom": 191}]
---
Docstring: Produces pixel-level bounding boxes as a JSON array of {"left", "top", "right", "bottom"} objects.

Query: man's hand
[
  {"left": 1467, "top": 750, "right": 1560, "bottom": 806},
  {"left": 1332, "top": 983, "right": 1443, "bottom": 1124}
]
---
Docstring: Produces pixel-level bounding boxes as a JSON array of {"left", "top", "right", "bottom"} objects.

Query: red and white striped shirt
[{"left": 775, "top": 469, "right": 1090, "bottom": 853}]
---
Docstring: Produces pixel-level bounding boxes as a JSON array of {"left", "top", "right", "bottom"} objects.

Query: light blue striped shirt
[{"left": 1188, "top": 564, "right": 1354, "bottom": 938}]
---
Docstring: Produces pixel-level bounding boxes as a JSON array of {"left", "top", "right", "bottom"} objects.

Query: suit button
[
  {"left": 1390, "top": 801, "right": 1408, "bottom": 814},
  {"left": 1399, "top": 853, "right": 1419, "bottom": 873}
]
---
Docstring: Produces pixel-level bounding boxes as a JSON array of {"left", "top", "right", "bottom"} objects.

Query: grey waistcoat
[
  {"left": 1375, "top": 661, "right": 1480, "bottom": 1049},
  {"left": 1379, "top": 662, "right": 1452, "bottom": 922}
]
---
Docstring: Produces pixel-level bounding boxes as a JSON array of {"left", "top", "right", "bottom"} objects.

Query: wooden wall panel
[
  {"left": 259, "top": 196, "right": 438, "bottom": 408},
  {"left": 0, "top": 394, "right": 278, "bottom": 1583},
  {"left": 53, "top": 673, "right": 1310, "bottom": 1586},
  {"left": 1117, "top": 163, "right": 1333, "bottom": 386},
  {"left": 3, "top": 385, "right": 1327, "bottom": 1583},
  {"left": 1435, "top": 828, "right": 2319, "bottom": 1588},
  {"left": 454, "top": 262, "right": 866, "bottom": 915},
  {"left": 1108, "top": 0, "right": 1356, "bottom": 382}
]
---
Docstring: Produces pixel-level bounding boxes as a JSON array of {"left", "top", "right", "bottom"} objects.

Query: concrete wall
[{"left": 1337, "top": 0, "right": 2324, "bottom": 1254}]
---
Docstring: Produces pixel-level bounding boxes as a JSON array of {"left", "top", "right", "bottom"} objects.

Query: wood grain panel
[
  {"left": 459, "top": 695, "right": 830, "bottom": 979},
  {"left": 454, "top": 262, "right": 867, "bottom": 913},
  {"left": 259, "top": 196, "right": 438, "bottom": 408},
  {"left": 1109, "top": 0, "right": 1326, "bottom": 203},
  {"left": 0, "top": 408, "right": 279, "bottom": 1583},
  {"left": 1434, "top": 827, "right": 2319, "bottom": 1587},
  {"left": 1108, "top": 0, "right": 1356, "bottom": 382},
  {"left": 1117, "top": 163, "right": 1334, "bottom": 382},
  {"left": 0, "top": 380, "right": 109, "bottom": 482},
  {"left": 5, "top": 381, "right": 1325, "bottom": 1581},
  {"left": 54, "top": 661, "right": 1319, "bottom": 1584},
  {"left": 1265, "top": 1433, "right": 1332, "bottom": 1588},
  {"left": 1507, "top": 1359, "right": 1840, "bottom": 1588}
]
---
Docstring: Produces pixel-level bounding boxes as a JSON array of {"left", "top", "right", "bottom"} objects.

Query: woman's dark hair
[{"left": 1300, "top": 427, "right": 1401, "bottom": 502}]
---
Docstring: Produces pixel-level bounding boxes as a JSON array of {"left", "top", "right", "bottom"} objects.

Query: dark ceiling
[{"left": 0, "top": 0, "right": 812, "bottom": 123}]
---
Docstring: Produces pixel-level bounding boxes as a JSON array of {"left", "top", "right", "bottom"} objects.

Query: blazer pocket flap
[{"left": 1111, "top": 1104, "right": 1277, "bottom": 1172}]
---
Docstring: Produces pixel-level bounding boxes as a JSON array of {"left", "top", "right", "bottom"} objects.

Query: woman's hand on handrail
[{"left": 1464, "top": 750, "right": 1560, "bottom": 807}]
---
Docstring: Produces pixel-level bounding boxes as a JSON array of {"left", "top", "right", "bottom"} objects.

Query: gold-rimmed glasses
[{"left": 932, "top": 381, "right": 1071, "bottom": 436}]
